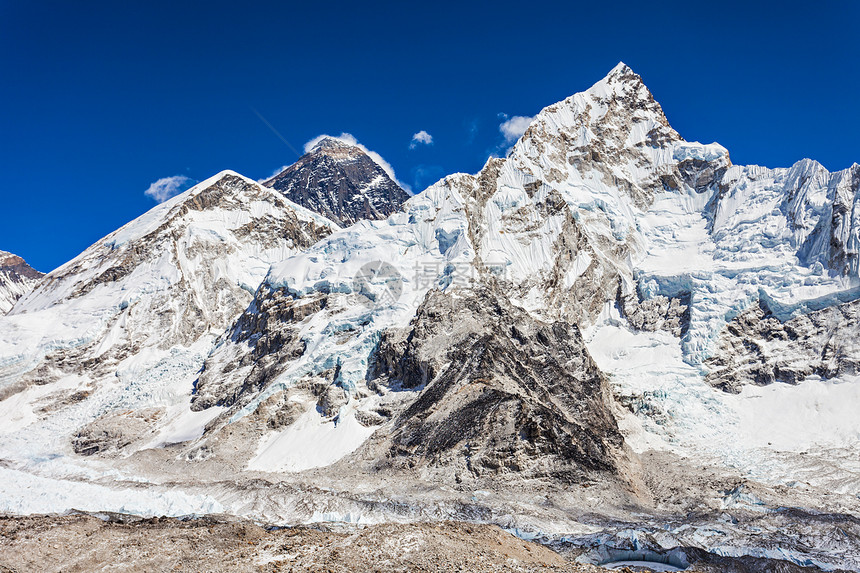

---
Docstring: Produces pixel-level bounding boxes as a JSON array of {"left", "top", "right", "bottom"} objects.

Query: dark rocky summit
[{"left": 264, "top": 137, "right": 410, "bottom": 227}]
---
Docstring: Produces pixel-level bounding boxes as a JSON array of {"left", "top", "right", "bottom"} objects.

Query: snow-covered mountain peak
[
  {"left": 593, "top": 61, "right": 642, "bottom": 90},
  {"left": 513, "top": 62, "right": 679, "bottom": 170},
  {"left": 17, "top": 171, "right": 336, "bottom": 312},
  {"left": 296, "top": 135, "right": 390, "bottom": 172},
  {"left": 500, "top": 64, "right": 688, "bottom": 223},
  {"left": 607, "top": 60, "right": 633, "bottom": 75},
  {"left": 585, "top": 61, "right": 662, "bottom": 109}
]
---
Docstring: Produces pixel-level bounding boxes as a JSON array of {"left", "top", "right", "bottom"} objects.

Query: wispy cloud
[
  {"left": 499, "top": 115, "right": 535, "bottom": 143},
  {"left": 411, "top": 164, "right": 445, "bottom": 192},
  {"left": 409, "top": 130, "right": 433, "bottom": 149},
  {"left": 144, "top": 175, "right": 195, "bottom": 203},
  {"left": 465, "top": 119, "right": 479, "bottom": 144},
  {"left": 303, "top": 133, "right": 410, "bottom": 192}
]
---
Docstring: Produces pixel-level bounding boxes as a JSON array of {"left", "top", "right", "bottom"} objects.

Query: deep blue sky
[{"left": 2, "top": 1, "right": 858, "bottom": 272}]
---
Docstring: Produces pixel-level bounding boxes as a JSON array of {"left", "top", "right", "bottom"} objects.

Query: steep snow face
[
  {"left": 0, "top": 251, "right": 43, "bottom": 314},
  {"left": 461, "top": 64, "right": 730, "bottom": 328},
  {"left": 264, "top": 137, "right": 410, "bottom": 227},
  {"left": 497, "top": 70, "right": 860, "bottom": 370},
  {"left": 0, "top": 171, "right": 337, "bottom": 470},
  {"left": 633, "top": 157, "right": 860, "bottom": 366}
]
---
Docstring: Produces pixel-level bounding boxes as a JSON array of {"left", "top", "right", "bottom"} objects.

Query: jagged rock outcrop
[
  {"left": 0, "top": 250, "right": 43, "bottom": 314},
  {"left": 191, "top": 285, "right": 329, "bottom": 411},
  {"left": 264, "top": 137, "right": 410, "bottom": 227},
  {"left": 705, "top": 298, "right": 860, "bottom": 392},
  {"left": 617, "top": 287, "right": 691, "bottom": 337},
  {"left": 72, "top": 408, "right": 164, "bottom": 455},
  {"left": 370, "top": 285, "right": 623, "bottom": 481}
]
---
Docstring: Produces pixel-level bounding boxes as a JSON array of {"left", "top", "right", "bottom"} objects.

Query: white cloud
[
  {"left": 409, "top": 130, "right": 433, "bottom": 149},
  {"left": 499, "top": 115, "right": 535, "bottom": 143},
  {"left": 303, "top": 132, "right": 360, "bottom": 153},
  {"left": 144, "top": 175, "right": 194, "bottom": 203},
  {"left": 303, "top": 132, "right": 410, "bottom": 192}
]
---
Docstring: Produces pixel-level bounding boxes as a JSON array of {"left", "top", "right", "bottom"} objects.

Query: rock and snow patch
[{"left": 247, "top": 404, "right": 376, "bottom": 473}]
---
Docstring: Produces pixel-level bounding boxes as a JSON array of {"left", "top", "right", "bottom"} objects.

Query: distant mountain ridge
[
  {"left": 263, "top": 136, "right": 410, "bottom": 226},
  {"left": 0, "top": 250, "right": 43, "bottom": 314}
]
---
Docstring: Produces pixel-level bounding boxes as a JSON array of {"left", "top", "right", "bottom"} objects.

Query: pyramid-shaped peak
[
  {"left": 0, "top": 250, "right": 42, "bottom": 276},
  {"left": 589, "top": 62, "right": 648, "bottom": 95},
  {"left": 0, "top": 251, "right": 25, "bottom": 268},
  {"left": 265, "top": 134, "right": 409, "bottom": 227},
  {"left": 608, "top": 61, "right": 634, "bottom": 77}
]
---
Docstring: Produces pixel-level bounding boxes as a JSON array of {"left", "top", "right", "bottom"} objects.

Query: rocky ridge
[
  {"left": 0, "top": 250, "right": 43, "bottom": 314},
  {"left": 706, "top": 296, "right": 860, "bottom": 392},
  {"left": 0, "top": 171, "right": 337, "bottom": 453}
]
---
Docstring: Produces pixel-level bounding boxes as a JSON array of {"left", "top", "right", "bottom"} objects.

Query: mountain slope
[
  {"left": 0, "top": 250, "right": 43, "bottom": 314},
  {"left": 0, "top": 170, "right": 337, "bottom": 462},
  {"left": 263, "top": 136, "right": 410, "bottom": 226}
]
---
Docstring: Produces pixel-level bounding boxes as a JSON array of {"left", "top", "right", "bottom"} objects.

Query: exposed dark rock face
[
  {"left": 265, "top": 137, "right": 410, "bottom": 227},
  {"left": 675, "top": 155, "right": 731, "bottom": 194},
  {"left": 0, "top": 250, "right": 43, "bottom": 314},
  {"left": 705, "top": 298, "right": 860, "bottom": 393},
  {"left": 0, "top": 251, "right": 42, "bottom": 281},
  {"left": 370, "top": 285, "right": 623, "bottom": 481},
  {"left": 191, "top": 285, "right": 327, "bottom": 411}
]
